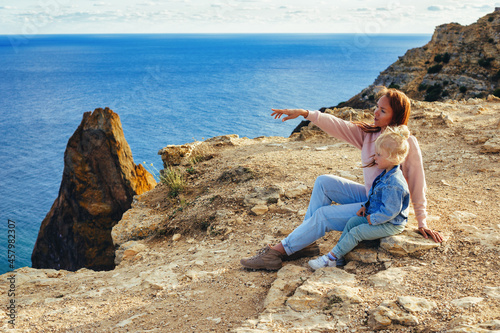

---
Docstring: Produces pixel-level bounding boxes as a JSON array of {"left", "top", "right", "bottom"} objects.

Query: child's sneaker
[
  {"left": 308, "top": 254, "right": 336, "bottom": 271},
  {"left": 336, "top": 257, "right": 346, "bottom": 266}
]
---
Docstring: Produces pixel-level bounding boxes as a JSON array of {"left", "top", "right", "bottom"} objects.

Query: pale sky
[{"left": 0, "top": 0, "right": 498, "bottom": 35}]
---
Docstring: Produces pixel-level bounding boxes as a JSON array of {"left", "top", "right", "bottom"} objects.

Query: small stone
[
  {"left": 450, "top": 211, "right": 478, "bottom": 222},
  {"left": 474, "top": 106, "right": 485, "bottom": 114},
  {"left": 343, "top": 261, "right": 358, "bottom": 273},
  {"left": 484, "top": 286, "right": 500, "bottom": 299},
  {"left": 482, "top": 136, "right": 500, "bottom": 153},
  {"left": 368, "top": 308, "right": 392, "bottom": 330},
  {"left": 440, "top": 112, "right": 453, "bottom": 126},
  {"left": 297, "top": 209, "right": 307, "bottom": 217},
  {"left": 172, "top": 234, "right": 182, "bottom": 242},
  {"left": 115, "top": 241, "right": 147, "bottom": 265},
  {"left": 377, "top": 250, "right": 392, "bottom": 262},
  {"left": 397, "top": 296, "right": 437, "bottom": 312},
  {"left": 480, "top": 320, "right": 500, "bottom": 330},
  {"left": 251, "top": 204, "right": 269, "bottom": 216},
  {"left": 451, "top": 297, "right": 484, "bottom": 308},
  {"left": 338, "top": 170, "right": 357, "bottom": 181},
  {"left": 368, "top": 267, "right": 410, "bottom": 288},
  {"left": 285, "top": 184, "right": 309, "bottom": 198}
]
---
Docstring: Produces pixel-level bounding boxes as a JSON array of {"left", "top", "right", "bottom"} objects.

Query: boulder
[
  {"left": 263, "top": 265, "right": 311, "bottom": 310},
  {"left": 158, "top": 141, "right": 203, "bottom": 167},
  {"left": 111, "top": 207, "right": 163, "bottom": 248},
  {"left": 286, "top": 268, "right": 359, "bottom": 311},
  {"left": 114, "top": 240, "right": 147, "bottom": 266},
  {"left": 345, "top": 248, "right": 378, "bottom": 263},
  {"left": 368, "top": 300, "right": 419, "bottom": 330},
  {"left": 217, "top": 166, "right": 254, "bottom": 183},
  {"left": 481, "top": 136, "right": 500, "bottom": 153},
  {"left": 244, "top": 186, "right": 284, "bottom": 206},
  {"left": 380, "top": 229, "right": 441, "bottom": 255},
  {"left": 31, "top": 108, "right": 156, "bottom": 271},
  {"left": 204, "top": 134, "right": 241, "bottom": 146}
]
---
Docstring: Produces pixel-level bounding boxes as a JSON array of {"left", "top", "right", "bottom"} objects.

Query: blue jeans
[
  {"left": 282, "top": 175, "right": 368, "bottom": 256},
  {"left": 331, "top": 216, "right": 405, "bottom": 258}
]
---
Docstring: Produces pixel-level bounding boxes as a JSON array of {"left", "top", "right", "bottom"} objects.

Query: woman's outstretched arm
[{"left": 271, "top": 109, "right": 309, "bottom": 121}]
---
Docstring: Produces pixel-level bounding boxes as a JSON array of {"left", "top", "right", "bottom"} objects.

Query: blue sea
[{"left": 0, "top": 33, "right": 430, "bottom": 275}]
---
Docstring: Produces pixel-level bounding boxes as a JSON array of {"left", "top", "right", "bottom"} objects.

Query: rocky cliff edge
[
  {"left": 1, "top": 98, "right": 499, "bottom": 332},
  {"left": 342, "top": 10, "right": 500, "bottom": 109}
]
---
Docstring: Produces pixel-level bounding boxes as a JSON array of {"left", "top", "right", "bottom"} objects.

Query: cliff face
[
  {"left": 31, "top": 107, "right": 156, "bottom": 271},
  {"left": 343, "top": 10, "right": 500, "bottom": 108}
]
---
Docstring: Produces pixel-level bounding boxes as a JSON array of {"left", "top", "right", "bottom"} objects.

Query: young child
[{"left": 308, "top": 125, "right": 411, "bottom": 270}]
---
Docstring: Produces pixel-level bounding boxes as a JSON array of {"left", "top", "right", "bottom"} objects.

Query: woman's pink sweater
[{"left": 307, "top": 110, "right": 428, "bottom": 228}]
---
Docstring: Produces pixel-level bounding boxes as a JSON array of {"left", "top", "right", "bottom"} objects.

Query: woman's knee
[
  {"left": 306, "top": 207, "right": 332, "bottom": 229},
  {"left": 315, "top": 174, "right": 341, "bottom": 187}
]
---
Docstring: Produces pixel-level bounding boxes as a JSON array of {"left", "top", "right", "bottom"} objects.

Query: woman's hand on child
[
  {"left": 271, "top": 109, "right": 308, "bottom": 122},
  {"left": 418, "top": 227, "right": 443, "bottom": 243}
]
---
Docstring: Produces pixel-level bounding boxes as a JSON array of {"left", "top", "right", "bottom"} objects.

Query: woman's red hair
[{"left": 354, "top": 87, "right": 411, "bottom": 133}]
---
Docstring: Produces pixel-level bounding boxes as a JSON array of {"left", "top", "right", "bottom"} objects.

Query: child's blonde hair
[{"left": 375, "top": 125, "right": 411, "bottom": 165}]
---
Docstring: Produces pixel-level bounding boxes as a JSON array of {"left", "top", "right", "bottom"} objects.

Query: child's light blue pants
[{"left": 331, "top": 215, "right": 405, "bottom": 258}]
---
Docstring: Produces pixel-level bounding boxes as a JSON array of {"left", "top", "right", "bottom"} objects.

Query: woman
[{"left": 240, "top": 87, "right": 443, "bottom": 271}]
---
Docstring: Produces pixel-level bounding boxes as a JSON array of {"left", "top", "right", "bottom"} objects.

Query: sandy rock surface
[{"left": 1, "top": 98, "right": 499, "bottom": 332}]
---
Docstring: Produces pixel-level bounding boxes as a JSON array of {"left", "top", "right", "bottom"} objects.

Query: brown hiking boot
[
  {"left": 283, "top": 242, "right": 320, "bottom": 261},
  {"left": 240, "top": 245, "right": 283, "bottom": 271}
]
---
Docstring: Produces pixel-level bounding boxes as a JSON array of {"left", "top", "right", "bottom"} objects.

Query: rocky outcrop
[
  {"left": 157, "top": 134, "right": 235, "bottom": 167},
  {"left": 341, "top": 10, "right": 500, "bottom": 109},
  {"left": 4, "top": 98, "right": 499, "bottom": 332},
  {"left": 31, "top": 108, "right": 156, "bottom": 271}
]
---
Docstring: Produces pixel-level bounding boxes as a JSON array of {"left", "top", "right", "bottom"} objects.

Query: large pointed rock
[{"left": 31, "top": 108, "right": 156, "bottom": 271}]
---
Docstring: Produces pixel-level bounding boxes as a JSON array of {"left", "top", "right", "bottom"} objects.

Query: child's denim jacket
[{"left": 364, "top": 165, "right": 410, "bottom": 226}]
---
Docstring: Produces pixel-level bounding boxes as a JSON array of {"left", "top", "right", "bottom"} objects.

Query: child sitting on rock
[{"left": 308, "top": 125, "right": 411, "bottom": 270}]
